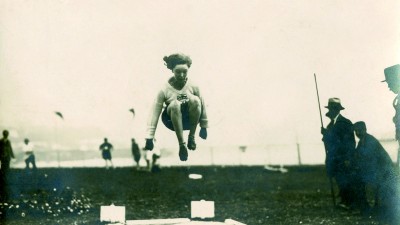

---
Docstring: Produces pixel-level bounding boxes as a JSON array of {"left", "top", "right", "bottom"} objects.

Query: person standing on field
[
  {"left": 99, "top": 138, "right": 114, "bottom": 169},
  {"left": 321, "top": 98, "right": 358, "bottom": 209},
  {"left": 353, "top": 121, "right": 400, "bottom": 221},
  {"left": 22, "top": 138, "right": 37, "bottom": 170},
  {"left": 0, "top": 130, "right": 14, "bottom": 202},
  {"left": 382, "top": 64, "right": 400, "bottom": 167},
  {"left": 0, "top": 130, "right": 14, "bottom": 175},
  {"left": 131, "top": 138, "right": 141, "bottom": 169}
]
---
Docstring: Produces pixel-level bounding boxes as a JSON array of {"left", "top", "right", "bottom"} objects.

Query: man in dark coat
[
  {"left": 0, "top": 130, "right": 14, "bottom": 202},
  {"left": 321, "top": 98, "right": 358, "bottom": 208},
  {"left": 353, "top": 121, "right": 394, "bottom": 192},
  {"left": 0, "top": 130, "right": 14, "bottom": 175},
  {"left": 353, "top": 121, "right": 399, "bottom": 221},
  {"left": 382, "top": 64, "right": 400, "bottom": 167}
]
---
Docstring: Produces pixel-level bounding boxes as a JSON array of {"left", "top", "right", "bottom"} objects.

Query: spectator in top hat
[
  {"left": 383, "top": 64, "right": 400, "bottom": 95},
  {"left": 321, "top": 98, "right": 357, "bottom": 209},
  {"left": 382, "top": 64, "right": 400, "bottom": 166}
]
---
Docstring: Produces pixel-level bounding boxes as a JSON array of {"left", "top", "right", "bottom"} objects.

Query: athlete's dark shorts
[
  {"left": 102, "top": 150, "right": 112, "bottom": 160},
  {"left": 161, "top": 103, "right": 191, "bottom": 131}
]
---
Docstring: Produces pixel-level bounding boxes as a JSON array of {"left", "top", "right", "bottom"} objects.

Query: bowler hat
[
  {"left": 353, "top": 121, "right": 366, "bottom": 130},
  {"left": 325, "top": 98, "right": 345, "bottom": 110},
  {"left": 382, "top": 64, "right": 400, "bottom": 83}
]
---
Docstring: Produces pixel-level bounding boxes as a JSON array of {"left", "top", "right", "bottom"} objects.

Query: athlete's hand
[
  {"left": 199, "top": 128, "right": 207, "bottom": 140},
  {"left": 145, "top": 139, "right": 154, "bottom": 150}
]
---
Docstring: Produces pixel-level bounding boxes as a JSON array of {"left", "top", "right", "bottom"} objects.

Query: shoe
[
  {"left": 187, "top": 135, "right": 196, "bottom": 150},
  {"left": 179, "top": 143, "right": 188, "bottom": 161}
]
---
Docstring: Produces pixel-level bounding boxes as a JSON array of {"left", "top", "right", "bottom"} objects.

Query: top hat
[
  {"left": 325, "top": 98, "right": 345, "bottom": 110},
  {"left": 382, "top": 64, "right": 400, "bottom": 83}
]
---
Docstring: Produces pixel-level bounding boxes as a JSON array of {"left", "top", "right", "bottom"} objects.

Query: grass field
[{"left": 0, "top": 166, "right": 396, "bottom": 224}]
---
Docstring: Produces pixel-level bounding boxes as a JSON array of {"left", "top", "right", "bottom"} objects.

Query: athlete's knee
[
  {"left": 188, "top": 96, "right": 201, "bottom": 109},
  {"left": 168, "top": 100, "right": 181, "bottom": 114}
]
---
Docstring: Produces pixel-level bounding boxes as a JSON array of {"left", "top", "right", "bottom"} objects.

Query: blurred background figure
[
  {"left": 0, "top": 130, "right": 14, "bottom": 176},
  {"left": 0, "top": 130, "right": 14, "bottom": 202},
  {"left": 131, "top": 138, "right": 141, "bottom": 169},
  {"left": 99, "top": 138, "right": 114, "bottom": 169},
  {"left": 145, "top": 139, "right": 161, "bottom": 173},
  {"left": 22, "top": 138, "right": 37, "bottom": 171}
]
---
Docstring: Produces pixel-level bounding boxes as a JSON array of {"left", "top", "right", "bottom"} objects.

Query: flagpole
[
  {"left": 314, "top": 73, "right": 336, "bottom": 207},
  {"left": 54, "top": 111, "right": 63, "bottom": 168},
  {"left": 56, "top": 119, "right": 60, "bottom": 168}
]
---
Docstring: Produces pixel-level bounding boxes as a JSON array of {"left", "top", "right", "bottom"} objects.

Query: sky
[{"left": 1, "top": 0, "right": 400, "bottom": 150}]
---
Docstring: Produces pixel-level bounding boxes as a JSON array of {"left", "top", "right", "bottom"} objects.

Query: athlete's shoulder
[{"left": 186, "top": 79, "right": 202, "bottom": 92}]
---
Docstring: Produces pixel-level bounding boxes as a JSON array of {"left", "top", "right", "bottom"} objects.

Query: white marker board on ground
[
  {"left": 100, "top": 204, "right": 125, "bottom": 223},
  {"left": 191, "top": 200, "right": 215, "bottom": 219}
]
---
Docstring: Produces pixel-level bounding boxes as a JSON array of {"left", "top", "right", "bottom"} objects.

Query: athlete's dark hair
[{"left": 163, "top": 53, "right": 192, "bottom": 71}]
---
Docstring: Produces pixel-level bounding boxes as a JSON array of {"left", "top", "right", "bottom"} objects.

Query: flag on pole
[
  {"left": 129, "top": 108, "right": 135, "bottom": 118},
  {"left": 55, "top": 111, "right": 64, "bottom": 120}
]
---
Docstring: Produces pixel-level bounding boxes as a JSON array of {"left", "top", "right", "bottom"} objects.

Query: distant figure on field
[
  {"left": 145, "top": 53, "right": 208, "bottom": 161},
  {"left": 321, "top": 98, "right": 360, "bottom": 209},
  {"left": 0, "top": 130, "right": 14, "bottom": 175},
  {"left": 22, "top": 138, "right": 37, "bottom": 170},
  {"left": 353, "top": 121, "right": 399, "bottom": 220},
  {"left": 99, "top": 138, "right": 114, "bottom": 169},
  {"left": 382, "top": 64, "right": 400, "bottom": 167},
  {"left": 145, "top": 139, "right": 161, "bottom": 173},
  {"left": 131, "top": 138, "right": 141, "bottom": 169},
  {"left": 0, "top": 130, "right": 14, "bottom": 202}
]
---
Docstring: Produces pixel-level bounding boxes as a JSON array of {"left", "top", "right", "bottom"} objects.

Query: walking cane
[{"left": 314, "top": 73, "right": 336, "bottom": 207}]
